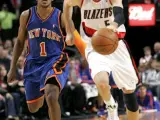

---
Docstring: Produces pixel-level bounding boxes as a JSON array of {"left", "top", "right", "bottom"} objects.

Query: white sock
[{"left": 104, "top": 95, "right": 116, "bottom": 107}]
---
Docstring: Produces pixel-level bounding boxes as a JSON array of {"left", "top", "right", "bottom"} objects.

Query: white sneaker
[{"left": 107, "top": 102, "right": 119, "bottom": 120}]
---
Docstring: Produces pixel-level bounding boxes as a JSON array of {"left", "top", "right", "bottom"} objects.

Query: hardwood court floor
[{"left": 63, "top": 110, "right": 160, "bottom": 120}]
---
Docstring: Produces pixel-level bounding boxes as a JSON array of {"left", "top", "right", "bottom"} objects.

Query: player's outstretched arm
[
  {"left": 61, "top": 12, "right": 86, "bottom": 57},
  {"left": 63, "top": 0, "right": 82, "bottom": 46},
  {"left": 107, "top": 0, "right": 125, "bottom": 30},
  {"left": 7, "top": 10, "right": 29, "bottom": 83}
]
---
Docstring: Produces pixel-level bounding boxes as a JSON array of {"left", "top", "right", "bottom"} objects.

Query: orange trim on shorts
[
  {"left": 52, "top": 54, "right": 63, "bottom": 74},
  {"left": 45, "top": 74, "right": 62, "bottom": 89},
  {"left": 61, "top": 53, "right": 69, "bottom": 68},
  {"left": 74, "top": 30, "right": 86, "bottom": 57},
  {"left": 123, "top": 40, "right": 141, "bottom": 84},
  {"left": 26, "top": 9, "right": 32, "bottom": 28},
  {"left": 27, "top": 95, "right": 44, "bottom": 104}
]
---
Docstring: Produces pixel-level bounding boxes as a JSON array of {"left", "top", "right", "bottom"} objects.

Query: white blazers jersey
[
  {"left": 80, "top": 0, "right": 126, "bottom": 45},
  {"left": 80, "top": 0, "right": 139, "bottom": 90}
]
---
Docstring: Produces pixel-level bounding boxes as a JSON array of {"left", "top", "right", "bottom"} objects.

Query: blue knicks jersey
[
  {"left": 24, "top": 6, "right": 68, "bottom": 80},
  {"left": 27, "top": 6, "right": 65, "bottom": 60}
]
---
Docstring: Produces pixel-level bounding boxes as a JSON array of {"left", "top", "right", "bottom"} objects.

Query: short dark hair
[
  {"left": 143, "top": 46, "right": 151, "bottom": 52},
  {"left": 138, "top": 84, "right": 148, "bottom": 89}
]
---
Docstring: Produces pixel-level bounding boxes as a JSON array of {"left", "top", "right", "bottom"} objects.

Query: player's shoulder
[
  {"left": 66, "top": 0, "right": 82, "bottom": 7},
  {"left": 20, "top": 8, "right": 33, "bottom": 26},
  {"left": 20, "top": 9, "right": 30, "bottom": 20},
  {"left": 53, "top": 7, "right": 61, "bottom": 13}
]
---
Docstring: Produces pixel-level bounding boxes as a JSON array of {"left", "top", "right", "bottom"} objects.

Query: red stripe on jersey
[
  {"left": 82, "top": 22, "right": 126, "bottom": 39},
  {"left": 123, "top": 40, "right": 141, "bottom": 85}
]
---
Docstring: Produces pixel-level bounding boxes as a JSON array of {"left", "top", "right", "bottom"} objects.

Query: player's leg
[
  {"left": 45, "top": 79, "right": 61, "bottom": 120},
  {"left": 94, "top": 72, "right": 112, "bottom": 106},
  {"left": 94, "top": 71, "right": 119, "bottom": 120},
  {"left": 88, "top": 51, "right": 119, "bottom": 119},
  {"left": 97, "top": 94, "right": 106, "bottom": 118},
  {"left": 25, "top": 81, "right": 44, "bottom": 113},
  {"left": 27, "top": 97, "right": 44, "bottom": 113},
  {"left": 111, "top": 40, "right": 139, "bottom": 120},
  {"left": 122, "top": 88, "right": 139, "bottom": 120}
]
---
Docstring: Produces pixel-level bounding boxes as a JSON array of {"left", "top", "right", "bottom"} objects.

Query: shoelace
[{"left": 107, "top": 105, "right": 116, "bottom": 111}]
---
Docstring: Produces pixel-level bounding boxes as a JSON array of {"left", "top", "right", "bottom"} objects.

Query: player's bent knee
[
  {"left": 94, "top": 72, "right": 110, "bottom": 87},
  {"left": 124, "top": 92, "right": 139, "bottom": 112},
  {"left": 46, "top": 91, "right": 58, "bottom": 102},
  {"left": 45, "top": 85, "right": 59, "bottom": 103},
  {"left": 28, "top": 103, "right": 40, "bottom": 113},
  {"left": 27, "top": 96, "right": 44, "bottom": 113},
  {"left": 98, "top": 82, "right": 110, "bottom": 90}
]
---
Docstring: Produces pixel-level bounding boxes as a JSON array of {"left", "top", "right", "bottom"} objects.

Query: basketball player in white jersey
[{"left": 64, "top": 0, "right": 139, "bottom": 120}]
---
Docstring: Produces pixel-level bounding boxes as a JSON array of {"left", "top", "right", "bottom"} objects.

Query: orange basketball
[{"left": 91, "top": 28, "right": 119, "bottom": 55}]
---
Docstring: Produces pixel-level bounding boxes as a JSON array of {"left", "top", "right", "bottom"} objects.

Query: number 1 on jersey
[{"left": 40, "top": 42, "right": 47, "bottom": 56}]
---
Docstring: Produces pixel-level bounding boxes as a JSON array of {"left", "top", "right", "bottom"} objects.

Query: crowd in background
[{"left": 0, "top": 0, "right": 160, "bottom": 120}]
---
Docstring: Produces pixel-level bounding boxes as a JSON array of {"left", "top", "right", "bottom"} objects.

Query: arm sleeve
[{"left": 73, "top": 30, "right": 86, "bottom": 57}]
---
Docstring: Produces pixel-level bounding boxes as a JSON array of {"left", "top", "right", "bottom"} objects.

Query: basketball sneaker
[
  {"left": 97, "top": 108, "right": 107, "bottom": 118},
  {"left": 107, "top": 102, "right": 119, "bottom": 120}
]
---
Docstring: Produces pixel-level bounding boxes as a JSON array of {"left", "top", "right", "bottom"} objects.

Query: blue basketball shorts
[{"left": 24, "top": 64, "right": 69, "bottom": 104}]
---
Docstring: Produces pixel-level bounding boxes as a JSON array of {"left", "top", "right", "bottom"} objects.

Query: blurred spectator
[
  {"left": 0, "top": 94, "right": 5, "bottom": 113},
  {"left": 16, "top": 56, "right": 24, "bottom": 80},
  {"left": 139, "top": 46, "right": 152, "bottom": 65},
  {"left": 10, "top": 0, "right": 22, "bottom": 9},
  {"left": 138, "top": 63, "right": 148, "bottom": 83},
  {"left": 62, "top": 58, "right": 87, "bottom": 116},
  {"left": 69, "top": 58, "right": 81, "bottom": 84},
  {"left": 144, "top": 0, "right": 154, "bottom": 3},
  {"left": 153, "top": 42, "right": 160, "bottom": 59},
  {"left": 79, "top": 59, "right": 98, "bottom": 113},
  {"left": 133, "top": 0, "right": 154, "bottom": 3},
  {"left": 79, "top": 58, "right": 92, "bottom": 82},
  {"left": 0, "top": 47, "right": 11, "bottom": 72},
  {"left": 0, "top": 64, "right": 20, "bottom": 120},
  {"left": 139, "top": 55, "right": 160, "bottom": 101},
  {"left": 0, "top": 4, "right": 19, "bottom": 41},
  {"left": 0, "top": 64, "right": 8, "bottom": 96},
  {"left": 4, "top": 40, "right": 13, "bottom": 52},
  {"left": 136, "top": 84, "right": 154, "bottom": 111},
  {"left": 12, "top": 37, "right": 17, "bottom": 46}
]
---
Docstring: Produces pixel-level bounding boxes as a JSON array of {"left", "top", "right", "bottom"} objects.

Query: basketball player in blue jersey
[{"left": 7, "top": 0, "right": 70, "bottom": 120}]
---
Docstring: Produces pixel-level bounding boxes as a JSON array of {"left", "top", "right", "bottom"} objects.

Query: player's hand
[
  {"left": 65, "top": 33, "right": 74, "bottom": 46},
  {"left": 7, "top": 68, "right": 16, "bottom": 83},
  {"left": 106, "top": 22, "right": 118, "bottom": 32}
]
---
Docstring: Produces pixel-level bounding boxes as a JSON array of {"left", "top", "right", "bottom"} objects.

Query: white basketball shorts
[{"left": 85, "top": 40, "right": 139, "bottom": 90}]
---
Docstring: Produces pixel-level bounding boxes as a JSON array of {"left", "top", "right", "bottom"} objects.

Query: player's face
[
  {"left": 37, "top": 0, "right": 52, "bottom": 8},
  {"left": 144, "top": 50, "right": 151, "bottom": 56}
]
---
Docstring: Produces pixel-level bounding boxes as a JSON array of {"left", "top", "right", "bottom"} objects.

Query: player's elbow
[{"left": 64, "top": 0, "right": 72, "bottom": 8}]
